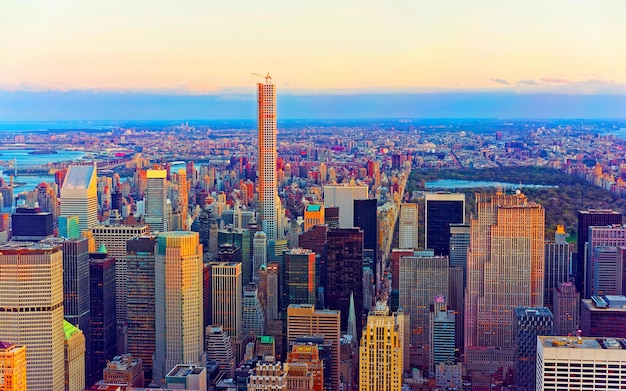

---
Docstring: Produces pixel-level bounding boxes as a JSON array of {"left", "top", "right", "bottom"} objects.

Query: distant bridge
[{"left": 0, "top": 158, "right": 131, "bottom": 176}]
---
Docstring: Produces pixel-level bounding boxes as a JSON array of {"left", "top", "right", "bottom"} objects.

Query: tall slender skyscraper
[
  {"left": 465, "top": 192, "right": 544, "bottom": 371},
  {"left": 257, "top": 77, "right": 278, "bottom": 240},
  {"left": 0, "top": 243, "right": 65, "bottom": 391},
  {"left": 153, "top": 232, "right": 204, "bottom": 384}
]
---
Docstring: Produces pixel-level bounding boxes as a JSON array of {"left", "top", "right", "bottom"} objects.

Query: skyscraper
[
  {"left": 584, "top": 224, "right": 626, "bottom": 298},
  {"left": 61, "top": 237, "right": 91, "bottom": 381},
  {"left": 449, "top": 223, "right": 470, "bottom": 289},
  {"left": 210, "top": 262, "right": 243, "bottom": 339},
  {"left": 0, "top": 242, "right": 65, "bottom": 391},
  {"left": 544, "top": 225, "right": 570, "bottom": 309},
  {"left": 398, "top": 203, "right": 418, "bottom": 249},
  {"left": 242, "top": 283, "right": 265, "bottom": 337},
  {"left": 252, "top": 231, "right": 267, "bottom": 280},
  {"left": 430, "top": 295, "right": 456, "bottom": 370},
  {"left": 92, "top": 224, "right": 150, "bottom": 336},
  {"left": 284, "top": 248, "right": 317, "bottom": 311},
  {"left": 353, "top": 198, "right": 378, "bottom": 284},
  {"left": 126, "top": 235, "right": 157, "bottom": 384},
  {"left": 145, "top": 169, "right": 168, "bottom": 233},
  {"left": 60, "top": 163, "right": 98, "bottom": 233},
  {"left": 326, "top": 228, "right": 363, "bottom": 336},
  {"left": 576, "top": 209, "right": 622, "bottom": 293},
  {"left": 465, "top": 192, "right": 544, "bottom": 369},
  {"left": 257, "top": 77, "right": 278, "bottom": 240},
  {"left": 359, "top": 304, "right": 403, "bottom": 391},
  {"left": 424, "top": 193, "right": 465, "bottom": 256},
  {"left": 553, "top": 281, "right": 579, "bottom": 336},
  {"left": 89, "top": 253, "right": 117, "bottom": 384},
  {"left": 153, "top": 232, "right": 204, "bottom": 384},
  {"left": 399, "top": 255, "right": 449, "bottom": 370},
  {"left": 513, "top": 307, "right": 553, "bottom": 391}
]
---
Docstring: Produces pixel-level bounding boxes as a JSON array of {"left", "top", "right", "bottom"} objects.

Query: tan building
[
  {"left": 153, "top": 232, "right": 205, "bottom": 383},
  {"left": 63, "top": 321, "right": 86, "bottom": 391},
  {"left": 359, "top": 304, "right": 403, "bottom": 391},
  {"left": 465, "top": 192, "right": 544, "bottom": 372},
  {"left": 0, "top": 341, "right": 27, "bottom": 391},
  {"left": 0, "top": 242, "right": 65, "bottom": 391},
  {"left": 287, "top": 304, "right": 340, "bottom": 391}
]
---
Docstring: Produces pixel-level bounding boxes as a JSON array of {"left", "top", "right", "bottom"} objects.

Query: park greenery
[{"left": 407, "top": 166, "right": 626, "bottom": 240}]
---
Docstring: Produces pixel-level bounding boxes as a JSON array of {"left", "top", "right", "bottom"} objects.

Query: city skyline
[{"left": 1, "top": 1, "right": 626, "bottom": 120}]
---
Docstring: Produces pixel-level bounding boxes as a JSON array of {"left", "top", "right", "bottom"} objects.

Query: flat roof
[{"left": 540, "top": 336, "right": 626, "bottom": 350}]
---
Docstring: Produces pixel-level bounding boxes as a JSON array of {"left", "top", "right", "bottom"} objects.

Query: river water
[{"left": 0, "top": 149, "right": 87, "bottom": 192}]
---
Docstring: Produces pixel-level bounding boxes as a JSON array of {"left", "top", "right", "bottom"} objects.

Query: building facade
[
  {"left": 0, "top": 243, "right": 65, "bottom": 391},
  {"left": 424, "top": 193, "right": 465, "bottom": 256},
  {"left": 257, "top": 79, "right": 279, "bottom": 240},
  {"left": 465, "top": 192, "right": 544, "bottom": 370},
  {"left": 359, "top": 304, "right": 403, "bottom": 391},
  {"left": 210, "top": 262, "right": 243, "bottom": 338},
  {"left": 153, "top": 232, "right": 205, "bottom": 384}
]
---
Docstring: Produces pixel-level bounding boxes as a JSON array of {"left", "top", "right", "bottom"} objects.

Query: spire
[
  {"left": 98, "top": 243, "right": 107, "bottom": 254},
  {"left": 348, "top": 292, "right": 357, "bottom": 339}
]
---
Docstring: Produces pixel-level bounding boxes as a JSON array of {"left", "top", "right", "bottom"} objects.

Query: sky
[{"left": 1, "top": 1, "right": 626, "bottom": 119}]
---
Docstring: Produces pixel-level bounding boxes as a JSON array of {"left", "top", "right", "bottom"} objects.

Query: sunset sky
[{"left": 1, "top": 1, "right": 626, "bottom": 119}]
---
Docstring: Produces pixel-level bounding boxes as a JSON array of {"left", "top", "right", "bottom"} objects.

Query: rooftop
[
  {"left": 540, "top": 336, "right": 626, "bottom": 350},
  {"left": 63, "top": 320, "right": 81, "bottom": 340},
  {"left": 306, "top": 204, "right": 322, "bottom": 212},
  {"left": 62, "top": 164, "right": 96, "bottom": 189}
]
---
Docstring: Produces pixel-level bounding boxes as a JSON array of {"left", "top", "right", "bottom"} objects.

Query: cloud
[
  {"left": 517, "top": 79, "right": 539, "bottom": 86},
  {"left": 489, "top": 78, "right": 510, "bottom": 86},
  {"left": 540, "top": 77, "right": 570, "bottom": 84}
]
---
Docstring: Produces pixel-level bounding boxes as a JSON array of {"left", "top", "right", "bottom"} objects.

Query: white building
[
  {"left": 257, "top": 79, "right": 279, "bottom": 240},
  {"left": 60, "top": 163, "right": 98, "bottom": 233},
  {"left": 398, "top": 203, "right": 418, "bottom": 249},
  {"left": 537, "top": 336, "right": 626, "bottom": 390},
  {"left": 323, "top": 183, "right": 368, "bottom": 228}
]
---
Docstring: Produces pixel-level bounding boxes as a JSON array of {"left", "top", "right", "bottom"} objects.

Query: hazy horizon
[{"left": 2, "top": 90, "right": 626, "bottom": 122}]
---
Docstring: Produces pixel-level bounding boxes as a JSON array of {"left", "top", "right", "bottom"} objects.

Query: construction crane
[{"left": 252, "top": 72, "right": 272, "bottom": 84}]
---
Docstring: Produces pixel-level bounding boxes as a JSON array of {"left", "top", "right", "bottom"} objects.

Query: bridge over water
[{"left": 0, "top": 158, "right": 130, "bottom": 176}]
